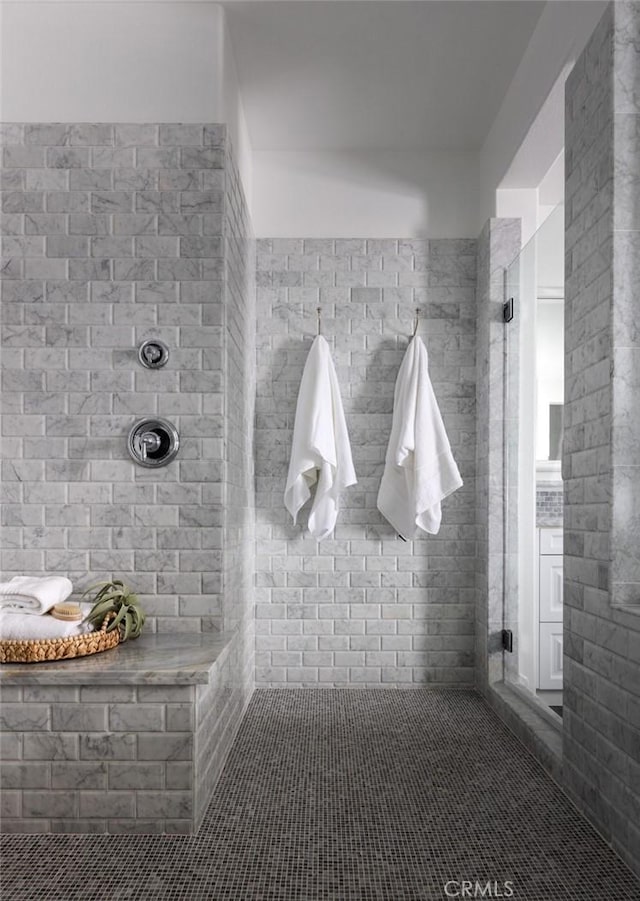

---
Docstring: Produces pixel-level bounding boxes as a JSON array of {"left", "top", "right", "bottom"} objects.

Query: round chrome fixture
[
  {"left": 127, "top": 418, "right": 180, "bottom": 468},
  {"left": 138, "top": 339, "right": 170, "bottom": 369}
]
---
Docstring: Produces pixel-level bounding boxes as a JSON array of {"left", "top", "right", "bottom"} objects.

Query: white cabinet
[
  {"left": 538, "top": 529, "right": 563, "bottom": 690},
  {"left": 540, "top": 528, "right": 563, "bottom": 555},
  {"left": 539, "top": 555, "right": 563, "bottom": 620},
  {"left": 539, "top": 623, "right": 564, "bottom": 690}
]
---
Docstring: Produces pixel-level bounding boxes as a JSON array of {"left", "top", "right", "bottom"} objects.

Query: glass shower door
[
  {"left": 503, "top": 243, "right": 522, "bottom": 689},
  {"left": 503, "top": 204, "right": 565, "bottom": 709}
]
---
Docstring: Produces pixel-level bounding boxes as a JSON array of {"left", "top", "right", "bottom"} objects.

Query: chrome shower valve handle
[
  {"left": 128, "top": 418, "right": 180, "bottom": 467},
  {"left": 138, "top": 339, "right": 170, "bottom": 369},
  {"left": 139, "top": 431, "right": 162, "bottom": 461}
]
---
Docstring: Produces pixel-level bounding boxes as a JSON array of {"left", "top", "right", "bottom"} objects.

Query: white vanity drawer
[
  {"left": 539, "top": 555, "right": 563, "bottom": 621},
  {"left": 540, "top": 528, "right": 563, "bottom": 555},
  {"left": 539, "top": 622, "right": 564, "bottom": 690}
]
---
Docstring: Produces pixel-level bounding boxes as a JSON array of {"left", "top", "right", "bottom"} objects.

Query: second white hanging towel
[
  {"left": 377, "top": 335, "right": 462, "bottom": 538},
  {"left": 285, "top": 335, "right": 357, "bottom": 540}
]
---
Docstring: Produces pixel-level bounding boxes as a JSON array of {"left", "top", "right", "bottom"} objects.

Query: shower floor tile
[{"left": 1, "top": 689, "right": 638, "bottom": 900}]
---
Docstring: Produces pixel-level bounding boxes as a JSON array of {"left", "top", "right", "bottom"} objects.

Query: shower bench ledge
[
  {"left": 0, "top": 631, "right": 245, "bottom": 835},
  {"left": 0, "top": 631, "right": 233, "bottom": 685}
]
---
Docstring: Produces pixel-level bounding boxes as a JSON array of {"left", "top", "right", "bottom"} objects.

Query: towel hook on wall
[
  {"left": 317, "top": 307, "right": 322, "bottom": 336},
  {"left": 412, "top": 308, "right": 420, "bottom": 337}
]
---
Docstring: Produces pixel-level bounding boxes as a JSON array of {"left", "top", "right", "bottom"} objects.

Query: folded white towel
[
  {"left": 377, "top": 336, "right": 463, "bottom": 538},
  {"left": 0, "top": 604, "right": 94, "bottom": 641},
  {"left": 0, "top": 575, "right": 73, "bottom": 615},
  {"left": 284, "top": 335, "right": 357, "bottom": 540}
]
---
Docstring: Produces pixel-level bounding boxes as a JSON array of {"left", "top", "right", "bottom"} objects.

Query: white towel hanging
[
  {"left": 377, "top": 335, "right": 462, "bottom": 538},
  {"left": 284, "top": 335, "right": 357, "bottom": 540}
]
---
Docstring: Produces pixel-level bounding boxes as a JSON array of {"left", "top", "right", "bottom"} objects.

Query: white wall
[
  {"left": 478, "top": 1, "right": 607, "bottom": 232},
  {"left": 0, "top": 2, "right": 222, "bottom": 122},
  {"left": 496, "top": 153, "right": 565, "bottom": 251},
  {"left": 220, "top": 12, "right": 252, "bottom": 207},
  {"left": 0, "top": 1, "right": 252, "bottom": 201},
  {"left": 496, "top": 188, "right": 539, "bottom": 249},
  {"left": 252, "top": 150, "right": 479, "bottom": 239}
]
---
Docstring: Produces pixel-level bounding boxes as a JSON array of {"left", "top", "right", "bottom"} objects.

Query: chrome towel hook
[
  {"left": 317, "top": 306, "right": 322, "bottom": 335},
  {"left": 412, "top": 308, "right": 420, "bottom": 337}
]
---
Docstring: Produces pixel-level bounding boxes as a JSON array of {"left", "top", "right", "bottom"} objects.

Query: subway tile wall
[
  {"left": 0, "top": 123, "right": 252, "bottom": 638},
  {"left": 221, "top": 141, "right": 255, "bottom": 697},
  {"left": 536, "top": 483, "right": 563, "bottom": 526},
  {"left": 0, "top": 651, "right": 243, "bottom": 835},
  {"left": 255, "top": 238, "right": 477, "bottom": 687},
  {"left": 564, "top": 2, "right": 640, "bottom": 875},
  {"left": 0, "top": 123, "right": 255, "bottom": 834},
  {"left": 0, "top": 681, "right": 198, "bottom": 833}
]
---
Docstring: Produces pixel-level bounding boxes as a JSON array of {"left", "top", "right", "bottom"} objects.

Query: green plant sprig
[{"left": 82, "top": 579, "right": 146, "bottom": 641}]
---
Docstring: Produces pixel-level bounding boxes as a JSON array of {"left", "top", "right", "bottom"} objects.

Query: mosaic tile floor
[{"left": 1, "top": 690, "right": 638, "bottom": 900}]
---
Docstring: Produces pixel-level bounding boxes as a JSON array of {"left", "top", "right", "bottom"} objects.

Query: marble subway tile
[
  {"left": 159, "top": 124, "right": 204, "bottom": 146},
  {"left": 91, "top": 147, "right": 135, "bottom": 169},
  {"left": 179, "top": 191, "right": 223, "bottom": 213},
  {"left": 203, "top": 124, "right": 226, "bottom": 147},
  {"left": 134, "top": 236, "right": 179, "bottom": 258},
  {"left": 22, "top": 791, "right": 76, "bottom": 818},
  {"left": 158, "top": 169, "right": 201, "bottom": 191},
  {"left": 136, "top": 147, "right": 180, "bottom": 169},
  {"left": 25, "top": 213, "right": 66, "bottom": 234},
  {"left": 25, "top": 170, "right": 68, "bottom": 191},
  {"left": 2, "top": 192, "right": 44, "bottom": 213},
  {"left": 23, "top": 733, "right": 78, "bottom": 760},
  {"left": 91, "top": 192, "right": 135, "bottom": 214},
  {"left": 0, "top": 212, "right": 24, "bottom": 234},
  {"left": 113, "top": 259, "right": 155, "bottom": 281},
  {"left": 51, "top": 762, "right": 107, "bottom": 790},
  {"left": 46, "top": 147, "right": 90, "bottom": 168},
  {"left": 109, "top": 705, "right": 164, "bottom": 732},
  {"left": 112, "top": 214, "right": 157, "bottom": 235},
  {"left": 114, "top": 124, "right": 159, "bottom": 146},
  {"left": 79, "top": 734, "right": 136, "bottom": 761},
  {"left": 137, "top": 733, "right": 193, "bottom": 761},
  {"left": 114, "top": 168, "right": 159, "bottom": 191},
  {"left": 107, "top": 762, "right": 164, "bottom": 790},
  {"left": 136, "top": 791, "right": 192, "bottom": 819},
  {"left": 180, "top": 148, "right": 224, "bottom": 170},
  {"left": 68, "top": 169, "right": 113, "bottom": 191},
  {"left": 46, "top": 236, "right": 89, "bottom": 258},
  {"left": 45, "top": 192, "right": 89, "bottom": 213},
  {"left": 136, "top": 191, "right": 180, "bottom": 213},
  {"left": 0, "top": 123, "right": 24, "bottom": 144}
]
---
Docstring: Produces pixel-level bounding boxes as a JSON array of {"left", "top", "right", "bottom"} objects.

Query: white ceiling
[{"left": 224, "top": 1, "right": 546, "bottom": 152}]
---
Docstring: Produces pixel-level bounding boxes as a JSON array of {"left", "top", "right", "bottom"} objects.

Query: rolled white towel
[
  {"left": 0, "top": 576, "right": 73, "bottom": 615},
  {"left": 0, "top": 604, "right": 94, "bottom": 641}
]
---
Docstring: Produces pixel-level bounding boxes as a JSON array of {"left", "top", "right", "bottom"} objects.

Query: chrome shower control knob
[
  {"left": 139, "top": 431, "right": 161, "bottom": 461},
  {"left": 138, "top": 339, "right": 170, "bottom": 369},
  {"left": 127, "top": 418, "right": 179, "bottom": 468}
]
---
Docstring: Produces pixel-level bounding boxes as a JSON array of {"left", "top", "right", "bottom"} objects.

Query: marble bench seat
[{"left": 0, "top": 632, "right": 242, "bottom": 834}]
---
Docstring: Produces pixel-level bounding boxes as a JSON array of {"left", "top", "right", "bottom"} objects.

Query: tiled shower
[{"left": 0, "top": 0, "right": 640, "bottom": 895}]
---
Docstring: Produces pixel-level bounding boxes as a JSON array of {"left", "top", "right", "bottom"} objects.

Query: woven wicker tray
[{"left": 0, "top": 614, "right": 119, "bottom": 664}]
